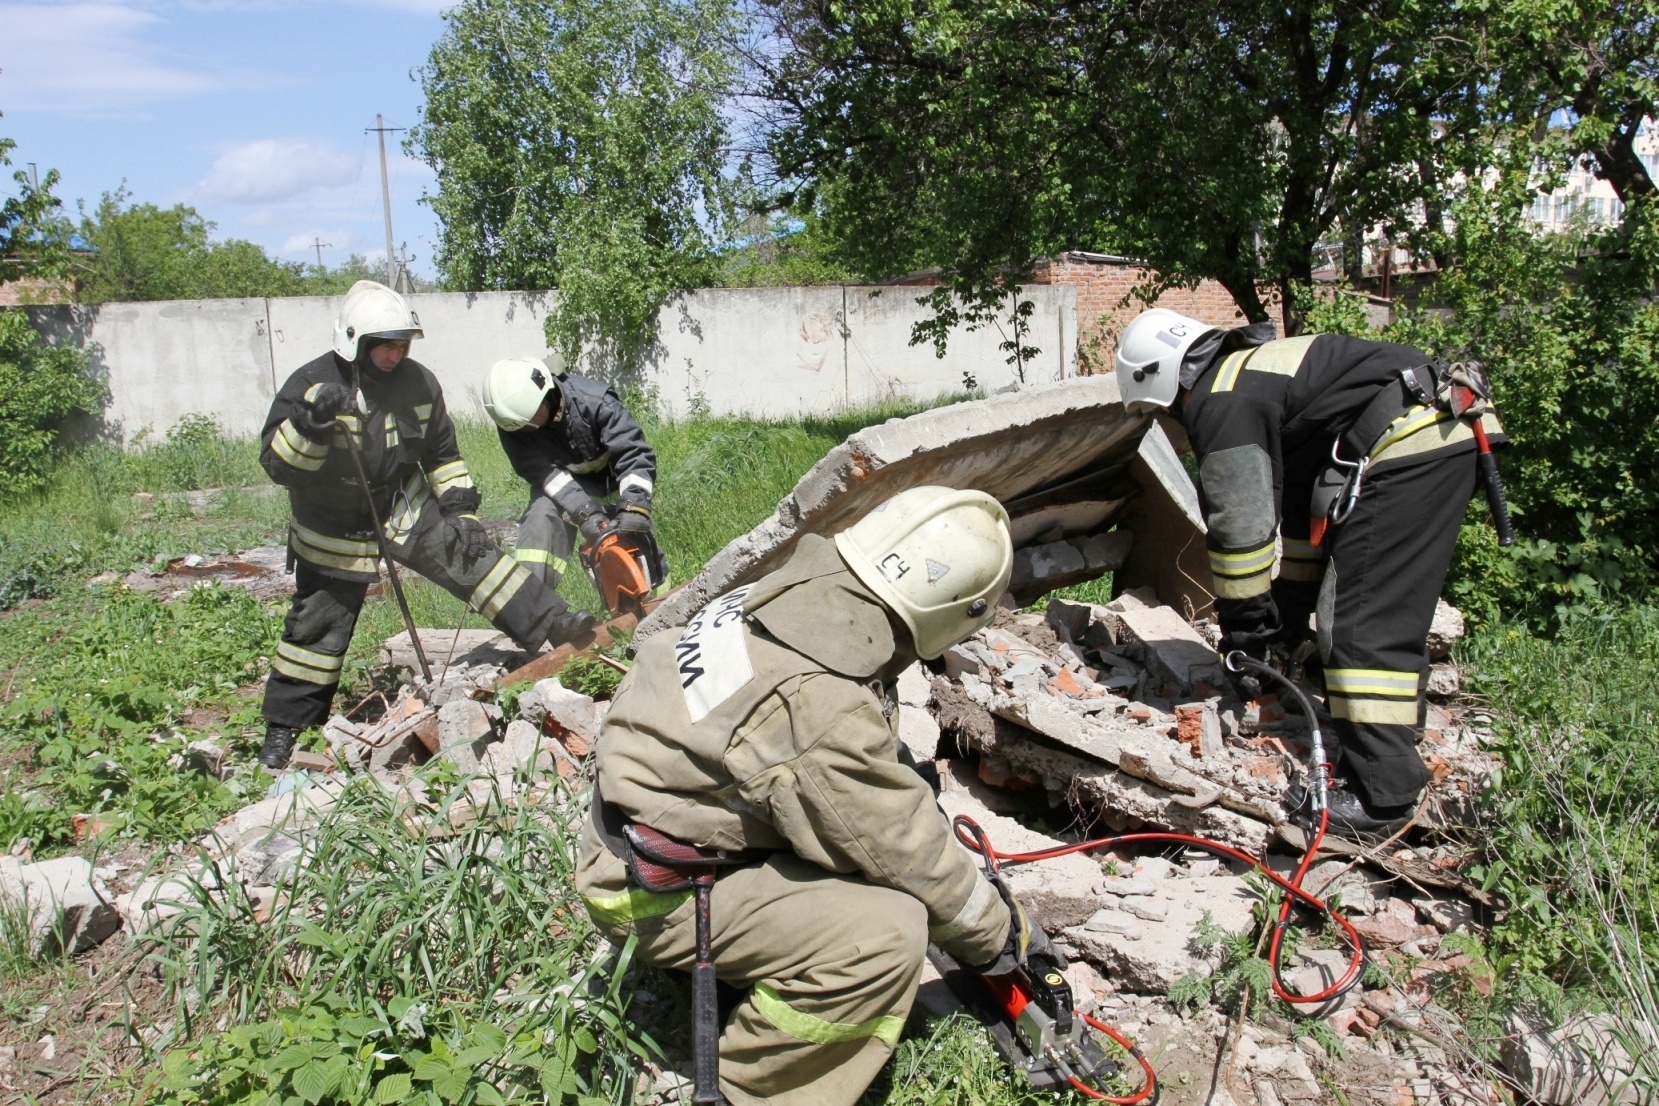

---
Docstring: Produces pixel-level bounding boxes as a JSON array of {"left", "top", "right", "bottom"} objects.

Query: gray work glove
[
  {"left": 444, "top": 514, "right": 492, "bottom": 561},
  {"left": 578, "top": 509, "right": 615, "bottom": 547}
]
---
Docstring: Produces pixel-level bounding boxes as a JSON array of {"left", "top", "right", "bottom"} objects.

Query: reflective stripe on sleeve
[
  {"left": 427, "top": 459, "right": 474, "bottom": 497},
  {"left": 929, "top": 876, "right": 998, "bottom": 946},
  {"left": 1278, "top": 536, "right": 1324, "bottom": 582},
  {"left": 543, "top": 471, "right": 575, "bottom": 499},
  {"left": 272, "top": 420, "right": 328, "bottom": 471},
  {"left": 414, "top": 403, "right": 433, "bottom": 430},
  {"left": 751, "top": 982, "right": 906, "bottom": 1047},
  {"left": 619, "top": 472, "right": 654, "bottom": 496},
  {"left": 582, "top": 888, "right": 691, "bottom": 927},
  {"left": 271, "top": 642, "right": 345, "bottom": 685},
  {"left": 1208, "top": 541, "right": 1276, "bottom": 598}
]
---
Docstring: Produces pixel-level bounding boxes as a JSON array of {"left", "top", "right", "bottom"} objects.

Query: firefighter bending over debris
[
  {"left": 576, "top": 487, "right": 1059, "bottom": 1105},
  {"left": 481, "top": 355, "right": 666, "bottom": 607},
  {"left": 1116, "top": 309, "right": 1506, "bottom": 838},
  {"left": 256, "top": 281, "right": 596, "bottom": 770}
]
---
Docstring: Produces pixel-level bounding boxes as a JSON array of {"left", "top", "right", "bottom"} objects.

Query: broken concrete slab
[
  {"left": 638, "top": 375, "right": 1200, "bottom": 643},
  {"left": 1008, "top": 531, "right": 1132, "bottom": 606},
  {"left": 1426, "top": 599, "right": 1465, "bottom": 661},
  {"left": 1064, "top": 872, "right": 1258, "bottom": 993},
  {"left": 0, "top": 856, "right": 121, "bottom": 957},
  {"left": 482, "top": 719, "right": 558, "bottom": 777},
  {"left": 1103, "top": 605, "right": 1226, "bottom": 698},
  {"left": 518, "top": 679, "right": 599, "bottom": 757},
  {"left": 437, "top": 699, "right": 497, "bottom": 774},
  {"left": 1502, "top": 1011, "right": 1644, "bottom": 1106},
  {"left": 1116, "top": 422, "right": 1215, "bottom": 621},
  {"left": 936, "top": 789, "right": 1103, "bottom": 932},
  {"left": 382, "top": 629, "right": 530, "bottom": 673},
  {"left": 898, "top": 704, "right": 941, "bottom": 762}
]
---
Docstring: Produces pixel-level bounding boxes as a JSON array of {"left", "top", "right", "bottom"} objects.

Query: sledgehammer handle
[
  {"left": 1473, "top": 422, "right": 1515, "bottom": 548},
  {"left": 691, "top": 878, "right": 723, "bottom": 1103}
]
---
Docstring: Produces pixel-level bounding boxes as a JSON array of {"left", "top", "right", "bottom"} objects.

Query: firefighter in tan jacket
[{"left": 576, "top": 487, "right": 1038, "bottom": 1105}]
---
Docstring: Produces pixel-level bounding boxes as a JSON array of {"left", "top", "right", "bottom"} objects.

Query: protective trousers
[
  {"left": 1317, "top": 451, "right": 1478, "bottom": 808},
  {"left": 262, "top": 495, "right": 569, "bottom": 730},
  {"left": 511, "top": 495, "right": 577, "bottom": 590},
  {"left": 575, "top": 822, "right": 925, "bottom": 1106}
]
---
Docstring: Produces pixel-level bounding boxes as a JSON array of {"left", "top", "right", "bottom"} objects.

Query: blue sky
[{"left": 1, "top": 1, "right": 450, "bottom": 279}]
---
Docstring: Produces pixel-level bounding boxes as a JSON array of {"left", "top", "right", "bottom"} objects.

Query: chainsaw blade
[{"left": 925, "top": 945, "right": 1119, "bottom": 1092}]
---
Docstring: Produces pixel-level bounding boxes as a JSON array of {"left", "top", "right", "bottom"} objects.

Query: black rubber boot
[
  {"left": 547, "top": 608, "right": 597, "bottom": 647},
  {"left": 1287, "top": 781, "right": 1414, "bottom": 842},
  {"left": 258, "top": 724, "right": 301, "bottom": 772}
]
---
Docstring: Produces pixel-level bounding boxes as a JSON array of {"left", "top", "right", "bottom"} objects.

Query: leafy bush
[{"left": 0, "top": 311, "right": 101, "bottom": 495}]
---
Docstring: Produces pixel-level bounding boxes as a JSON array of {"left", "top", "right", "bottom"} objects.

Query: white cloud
[
  {"left": 195, "top": 138, "right": 361, "bottom": 204},
  {"left": 0, "top": 3, "right": 223, "bottom": 114}
]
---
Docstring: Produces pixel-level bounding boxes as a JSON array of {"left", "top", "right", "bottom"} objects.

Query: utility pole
[
  {"left": 396, "top": 242, "right": 418, "bottom": 294},
  {"left": 310, "top": 238, "right": 333, "bottom": 267},
  {"left": 366, "top": 114, "right": 405, "bottom": 286}
]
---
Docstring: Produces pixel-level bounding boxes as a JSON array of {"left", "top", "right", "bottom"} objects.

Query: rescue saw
[
  {"left": 579, "top": 527, "right": 664, "bottom": 617},
  {"left": 926, "top": 944, "right": 1143, "bottom": 1099}
]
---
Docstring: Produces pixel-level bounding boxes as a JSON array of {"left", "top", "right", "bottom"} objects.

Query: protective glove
[
  {"left": 1216, "top": 593, "right": 1285, "bottom": 661},
  {"left": 615, "top": 503, "right": 653, "bottom": 536},
  {"left": 577, "top": 509, "right": 616, "bottom": 548},
  {"left": 295, "top": 383, "right": 355, "bottom": 433},
  {"left": 444, "top": 514, "right": 492, "bottom": 561},
  {"left": 972, "top": 879, "right": 1066, "bottom": 978}
]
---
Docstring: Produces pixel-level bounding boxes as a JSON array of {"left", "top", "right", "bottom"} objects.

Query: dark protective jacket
[
  {"left": 496, "top": 374, "right": 656, "bottom": 523},
  {"left": 260, "top": 351, "right": 478, "bottom": 581},
  {"left": 1178, "top": 334, "right": 1504, "bottom": 600}
]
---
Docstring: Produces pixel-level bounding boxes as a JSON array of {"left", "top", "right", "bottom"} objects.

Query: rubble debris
[
  {"left": 1502, "top": 1011, "right": 1643, "bottom": 1106},
  {"left": 0, "top": 856, "right": 121, "bottom": 957},
  {"left": 121, "top": 545, "right": 292, "bottom": 600},
  {"left": 518, "top": 679, "right": 599, "bottom": 757},
  {"left": 437, "top": 699, "right": 500, "bottom": 773},
  {"left": 382, "top": 629, "right": 530, "bottom": 674},
  {"left": 937, "top": 790, "right": 1102, "bottom": 932},
  {"left": 1426, "top": 598, "right": 1466, "bottom": 661},
  {"left": 1007, "top": 530, "right": 1132, "bottom": 606}
]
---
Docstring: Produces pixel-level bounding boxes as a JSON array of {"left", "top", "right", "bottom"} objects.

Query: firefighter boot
[
  {"left": 547, "top": 608, "right": 597, "bottom": 647},
  {"left": 1288, "top": 781, "right": 1413, "bottom": 842},
  {"left": 259, "top": 724, "right": 301, "bottom": 772}
]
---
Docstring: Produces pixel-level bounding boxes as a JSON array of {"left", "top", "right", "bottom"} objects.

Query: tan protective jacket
[{"left": 588, "top": 535, "right": 1009, "bottom": 965}]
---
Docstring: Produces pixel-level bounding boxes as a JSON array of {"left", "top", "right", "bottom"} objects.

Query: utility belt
[
  {"left": 1311, "top": 360, "right": 1501, "bottom": 545},
  {"left": 590, "top": 780, "right": 772, "bottom": 893}
]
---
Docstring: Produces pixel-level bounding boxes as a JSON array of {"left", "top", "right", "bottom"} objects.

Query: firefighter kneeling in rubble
[
  {"left": 576, "top": 487, "right": 1057, "bottom": 1106},
  {"left": 1115, "top": 309, "right": 1506, "bottom": 839},
  {"left": 257, "top": 282, "right": 596, "bottom": 770}
]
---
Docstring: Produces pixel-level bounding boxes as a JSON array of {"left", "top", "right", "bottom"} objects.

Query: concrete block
[
  {"left": 1426, "top": 599, "right": 1465, "bottom": 661},
  {"left": 1106, "top": 606, "right": 1226, "bottom": 696},
  {"left": 382, "top": 629, "right": 528, "bottom": 672},
  {"left": 936, "top": 790, "right": 1102, "bottom": 932},
  {"left": 437, "top": 699, "right": 495, "bottom": 774},
  {"left": 1413, "top": 895, "right": 1474, "bottom": 933},
  {"left": 1287, "top": 949, "right": 1362, "bottom": 1013},
  {"left": 483, "top": 719, "right": 557, "bottom": 777},
  {"left": 0, "top": 856, "right": 121, "bottom": 957},
  {"left": 897, "top": 662, "right": 932, "bottom": 708},
  {"left": 518, "top": 680, "right": 599, "bottom": 757},
  {"left": 1076, "top": 530, "right": 1133, "bottom": 572},
  {"left": 1064, "top": 872, "right": 1257, "bottom": 993},
  {"left": 1426, "top": 663, "right": 1460, "bottom": 700},
  {"left": 1503, "top": 1012, "right": 1642, "bottom": 1106},
  {"left": 637, "top": 375, "right": 1150, "bottom": 643},
  {"left": 898, "top": 704, "right": 941, "bottom": 762}
]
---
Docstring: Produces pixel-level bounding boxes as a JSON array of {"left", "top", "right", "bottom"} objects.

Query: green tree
[
  {"left": 414, "top": 0, "right": 742, "bottom": 372},
  {"left": 0, "top": 311, "right": 100, "bottom": 494},
  {"left": 75, "top": 188, "right": 310, "bottom": 303},
  {"left": 759, "top": 0, "right": 1484, "bottom": 333},
  {"left": 0, "top": 127, "right": 70, "bottom": 289},
  {"left": 719, "top": 212, "right": 853, "bottom": 286}
]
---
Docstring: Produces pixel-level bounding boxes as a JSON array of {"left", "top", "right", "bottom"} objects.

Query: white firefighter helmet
[
  {"left": 333, "top": 280, "right": 423, "bottom": 360},
  {"left": 834, "top": 485, "right": 1013, "bottom": 660},
  {"left": 1114, "top": 308, "right": 1217, "bottom": 414},
  {"left": 481, "top": 356, "right": 567, "bottom": 432}
]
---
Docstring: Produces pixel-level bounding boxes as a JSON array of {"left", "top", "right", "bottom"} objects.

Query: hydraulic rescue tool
[
  {"left": 333, "top": 414, "right": 433, "bottom": 684},
  {"left": 944, "top": 651, "right": 1366, "bottom": 1103}
]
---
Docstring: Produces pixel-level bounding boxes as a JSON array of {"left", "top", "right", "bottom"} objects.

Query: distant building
[{"left": 1527, "top": 119, "right": 1658, "bottom": 232}]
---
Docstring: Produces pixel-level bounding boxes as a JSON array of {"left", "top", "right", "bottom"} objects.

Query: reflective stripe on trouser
[
  {"left": 1318, "top": 450, "right": 1478, "bottom": 807},
  {"left": 574, "top": 822, "right": 924, "bottom": 1106},
  {"left": 514, "top": 495, "right": 578, "bottom": 589},
  {"left": 268, "top": 497, "right": 573, "bottom": 728}
]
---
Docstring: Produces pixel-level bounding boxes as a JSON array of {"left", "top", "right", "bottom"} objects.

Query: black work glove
[
  {"left": 295, "top": 383, "right": 355, "bottom": 433},
  {"left": 444, "top": 514, "right": 492, "bottom": 561},
  {"left": 438, "top": 485, "right": 483, "bottom": 517},
  {"left": 577, "top": 509, "right": 615, "bottom": 547},
  {"left": 615, "top": 503, "right": 653, "bottom": 536},
  {"left": 1217, "top": 593, "right": 1285, "bottom": 661},
  {"left": 973, "top": 879, "right": 1066, "bottom": 978}
]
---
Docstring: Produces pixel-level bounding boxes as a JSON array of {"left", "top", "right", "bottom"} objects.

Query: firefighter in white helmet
[
  {"left": 481, "top": 354, "right": 665, "bottom": 599},
  {"left": 256, "top": 282, "right": 594, "bottom": 770},
  {"left": 1115, "top": 307, "right": 1506, "bottom": 839},
  {"left": 575, "top": 486, "right": 1059, "bottom": 1105}
]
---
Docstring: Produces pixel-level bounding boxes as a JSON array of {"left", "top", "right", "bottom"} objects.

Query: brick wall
[{"left": 1030, "top": 253, "right": 1250, "bottom": 374}]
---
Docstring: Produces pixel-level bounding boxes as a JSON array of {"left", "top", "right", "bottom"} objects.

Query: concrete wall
[{"left": 24, "top": 285, "right": 1076, "bottom": 443}]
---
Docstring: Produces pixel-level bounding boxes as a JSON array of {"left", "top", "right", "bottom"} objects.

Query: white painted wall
[{"left": 24, "top": 285, "right": 1076, "bottom": 442}]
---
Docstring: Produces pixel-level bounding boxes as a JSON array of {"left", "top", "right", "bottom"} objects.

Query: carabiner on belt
[{"left": 1328, "top": 438, "right": 1369, "bottom": 525}]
